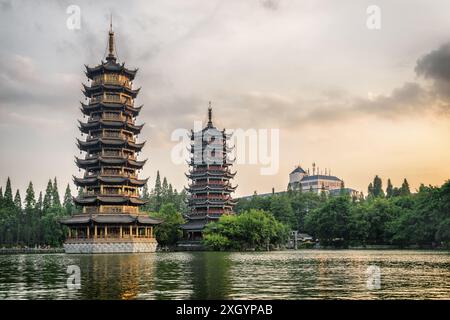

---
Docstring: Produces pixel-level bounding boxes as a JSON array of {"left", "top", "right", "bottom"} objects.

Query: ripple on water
[{"left": 0, "top": 250, "right": 449, "bottom": 299}]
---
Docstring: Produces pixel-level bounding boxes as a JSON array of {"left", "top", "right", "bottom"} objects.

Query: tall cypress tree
[
  {"left": 372, "top": 175, "right": 385, "bottom": 198},
  {"left": 0, "top": 186, "right": 3, "bottom": 202},
  {"left": 52, "top": 177, "right": 61, "bottom": 208},
  {"left": 367, "top": 182, "right": 374, "bottom": 197},
  {"left": 63, "top": 184, "right": 73, "bottom": 215},
  {"left": 168, "top": 183, "right": 174, "bottom": 202},
  {"left": 14, "top": 189, "right": 22, "bottom": 209},
  {"left": 153, "top": 171, "right": 162, "bottom": 211},
  {"left": 43, "top": 179, "right": 53, "bottom": 211},
  {"left": 400, "top": 178, "right": 411, "bottom": 196},
  {"left": 25, "top": 181, "right": 36, "bottom": 211},
  {"left": 386, "top": 179, "right": 394, "bottom": 198},
  {"left": 162, "top": 177, "right": 169, "bottom": 203},
  {"left": 36, "top": 191, "right": 43, "bottom": 212},
  {"left": 4, "top": 177, "right": 13, "bottom": 204}
]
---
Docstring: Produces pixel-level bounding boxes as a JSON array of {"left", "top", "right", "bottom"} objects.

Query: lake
[{"left": 0, "top": 250, "right": 449, "bottom": 299}]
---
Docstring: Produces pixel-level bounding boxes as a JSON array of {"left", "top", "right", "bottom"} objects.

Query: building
[
  {"left": 60, "top": 24, "right": 161, "bottom": 253},
  {"left": 180, "top": 105, "right": 237, "bottom": 241},
  {"left": 288, "top": 163, "right": 359, "bottom": 197}
]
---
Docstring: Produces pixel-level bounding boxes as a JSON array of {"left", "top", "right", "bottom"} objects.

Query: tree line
[
  {"left": 0, "top": 170, "right": 187, "bottom": 248},
  {"left": 232, "top": 176, "right": 450, "bottom": 248},
  {"left": 0, "top": 177, "right": 72, "bottom": 247}
]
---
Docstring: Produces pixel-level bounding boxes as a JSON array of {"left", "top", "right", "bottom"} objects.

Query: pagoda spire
[
  {"left": 106, "top": 14, "right": 116, "bottom": 61},
  {"left": 207, "top": 101, "right": 213, "bottom": 128}
]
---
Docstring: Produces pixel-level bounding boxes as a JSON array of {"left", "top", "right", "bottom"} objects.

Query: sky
[{"left": 1, "top": 0, "right": 450, "bottom": 198}]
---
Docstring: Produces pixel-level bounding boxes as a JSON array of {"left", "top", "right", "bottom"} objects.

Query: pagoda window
[
  {"left": 103, "top": 168, "right": 122, "bottom": 175},
  {"left": 103, "top": 187, "right": 121, "bottom": 195},
  {"left": 104, "top": 93, "right": 121, "bottom": 103},
  {"left": 102, "top": 149, "right": 121, "bottom": 157},
  {"left": 103, "top": 130, "right": 121, "bottom": 138}
]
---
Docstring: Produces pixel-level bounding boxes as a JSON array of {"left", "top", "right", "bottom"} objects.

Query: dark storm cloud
[{"left": 415, "top": 42, "right": 450, "bottom": 100}]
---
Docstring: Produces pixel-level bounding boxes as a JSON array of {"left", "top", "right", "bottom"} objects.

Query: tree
[
  {"left": 52, "top": 177, "right": 61, "bottom": 208},
  {"left": 14, "top": 189, "right": 22, "bottom": 209},
  {"left": 153, "top": 171, "right": 162, "bottom": 211},
  {"left": 162, "top": 177, "right": 169, "bottom": 203},
  {"left": 400, "top": 178, "right": 411, "bottom": 196},
  {"left": 203, "top": 209, "right": 289, "bottom": 251},
  {"left": 372, "top": 175, "right": 385, "bottom": 198},
  {"left": 305, "top": 195, "right": 351, "bottom": 246},
  {"left": 4, "top": 177, "right": 13, "bottom": 204},
  {"left": 151, "top": 203, "right": 184, "bottom": 247},
  {"left": 35, "top": 191, "right": 43, "bottom": 212},
  {"left": 386, "top": 179, "right": 394, "bottom": 198},
  {"left": 367, "top": 183, "right": 374, "bottom": 198},
  {"left": 63, "top": 184, "right": 73, "bottom": 215},
  {"left": 43, "top": 179, "right": 53, "bottom": 211},
  {"left": 269, "top": 194, "right": 295, "bottom": 228},
  {"left": 25, "top": 181, "right": 36, "bottom": 211}
]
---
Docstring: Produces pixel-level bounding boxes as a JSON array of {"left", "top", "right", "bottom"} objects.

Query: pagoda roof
[
  {"left": 80, "top": 102, "right": 142, "bottom": 116},
  {"left": 75, "top": 156, "right": 147, "bottom": 169},
  {"left": 180, "top": 220, "right": 207, "bottom": 231},
  {"left": 82, "top": 83, "right": 140, "bottom": 98},
  {"left": 186, "top": 185, "right": 237, "bottom": 193},
  {"left": 77, "top": 138, "right": 146, "bottom": 152},
  {"left": 73, "top": 175, "right": 148, "bottom": 187},
  {"left": 85, "top": 61, "right": 138, "bottom": 80},
  {"left": 186, "top": 171, "right": 236, "bottom": 179},
  {"left": 78, "top": 119, "right": 144, "bottom": 134},
  {"left": 60, "top": 214, "right": 161, "bottom": 225},
  {"left": 188, "top": 199, "right": 236, "bottom": 206},
  {"left": 73, "top": 195, "right": 147, "bottom": 206}
]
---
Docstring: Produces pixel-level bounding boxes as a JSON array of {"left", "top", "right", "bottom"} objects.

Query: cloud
[{"left": 415, "top": 42, "right": 450, "bottom": 100}]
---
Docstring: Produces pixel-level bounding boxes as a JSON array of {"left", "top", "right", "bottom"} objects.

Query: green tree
[
  {"left": 14, "top": 189, "right": 22, "bottom": 209},
  {"left": 152, "top": 171, "right": 162, "bottom": 211},
  {"left": 269, "top": 194, "right": 295, "bottom": 228},
  {"left": 151, "top": 203, "right": 183, "bottom": 247},
  {"left": 63, "top": 184, "right": 73, "bottom": 215},
  {"left": 386, "top": 179, "right": 394, "bottom": 198},
  {"left": 35, "top": 191, "right": 43, "bottom": 212},
  {"left": 52, "top": 177, "right": 61, "bottom": 208},
  {"left": 4, "top": 177, "right": 13, "bottom": 204},
  {"left": 372, "top": 175, "right": 385, "bottom": 198},
  {"left": 400, "top": 178, "right": 411, "bottom": 196},
  {"left": 305, "top": 195, "right": 351, "bottom": 246},
  {"left": 25, "top": 181, "right": 36, "bottom": 211},
  {"left": 43, "top": 179, "right": 53, "bottom": 211},
  {"left": 203, "top": 209, "right": 288, "bottom": 251}
]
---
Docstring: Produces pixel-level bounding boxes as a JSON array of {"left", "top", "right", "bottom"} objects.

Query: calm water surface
[{"left": 0, "top": 250, "right": 449, "bottom": 299}]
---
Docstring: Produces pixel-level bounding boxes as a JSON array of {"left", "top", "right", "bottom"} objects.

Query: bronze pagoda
[
  {"left": 60, "top": 24, "right": 161, "bottom": 253},
  {"left": 181, "top": 105, "right": 237, "bottom": 242}
]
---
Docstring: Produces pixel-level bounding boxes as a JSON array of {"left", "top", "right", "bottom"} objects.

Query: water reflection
[{"left": 0, "top": 250, "right": 449, "bottom": 300}]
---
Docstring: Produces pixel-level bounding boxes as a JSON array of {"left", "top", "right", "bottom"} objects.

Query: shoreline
[{"left": 1, "top": 247, "right": 448, "bottom": 255}]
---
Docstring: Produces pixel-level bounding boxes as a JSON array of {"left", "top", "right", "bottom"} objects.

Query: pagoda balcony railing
[
  {"left": 191, "top": 195, "right": 231, "bottom": 200},
  {"left": 90, "top": 94, "right": 133, "bottom": 106},
  {"left": 90, "top": 114, "right": 128, "bottom": 122},
  {"left": 84, "top": 190, "right": 139, "bottom": 197},
  {"left": 83, "top": 152, "right": 136, "bottom": 160},
  {"left": 88, "top": 132, "right": 135, "bottom": 143},
  {"left": 83, "top": 172, "right": 138, "bottom": 179},
  {"left": 191, "top": 210, "right": 225, "bottom": 215},
  {"left": 83, "top": 207, "right": 139, "bottom": 214},
  {"left": 91, "top": 78, "right": 131, "bottom": 89}
]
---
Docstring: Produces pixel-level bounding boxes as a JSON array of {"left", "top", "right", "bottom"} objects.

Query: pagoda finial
[
  {"left": 207, "top": 101, "right": 213, "bottom": 127},
  {"left": 106, "top": 14, "right": 116, "bottom": 61}
]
